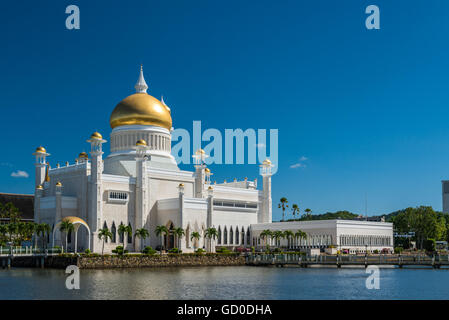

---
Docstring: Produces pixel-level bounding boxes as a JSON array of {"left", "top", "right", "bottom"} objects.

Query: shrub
[
  {"left": 142, "top": 246, "right": 157, "bottom": 255},
  {"left": 424, "top": 239, "right": 436, "bottom": 252},
  {"left": 250, "top": 246, "right": 255, "bottom": 253},
  {"left": 373, "top": 249, "right": 379, "bottom": 254},
  {"left": 195, "top": 248, "right": 205, "bottom": 254},
  {"left": 168, "top": 247, "right": 182, "bottom": 254},
  {"left": 394, "top": 247, "right": 403, "bottom": 254},
  {"left": 112, "top": 245, "right": 128, "bottom": 255},
  {"left": 216, "top": 247, "right": 232, "bottom": 254},
  {"left": 84, "top": 249, "right": 91, "bottom": 254}
]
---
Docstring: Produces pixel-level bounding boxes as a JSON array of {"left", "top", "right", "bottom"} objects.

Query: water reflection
[{"left": 1, "top": 266, "right": 449, "bottom": 300}]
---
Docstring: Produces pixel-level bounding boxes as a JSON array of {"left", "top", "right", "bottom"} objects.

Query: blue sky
[{"left": 1, "top": 0, "right": 449, "bottom": 220}]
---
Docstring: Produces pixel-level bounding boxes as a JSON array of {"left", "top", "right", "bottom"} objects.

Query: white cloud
[
  {"left": 299, "top": 156, "right": 308, "bottom": 161},
  {"left": 11, "top": 170, "right": 29, "bottom": 178},
  {"left": 290, "top": 163, "right": 306, "bottom": 169}
]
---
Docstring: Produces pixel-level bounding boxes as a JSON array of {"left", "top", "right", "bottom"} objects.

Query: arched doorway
[
  {"left": 164, "top": 222, "right": 175, "bottom": 250},
  {"left": 52, "top": 216, "right": 91, "bottom": 253}
]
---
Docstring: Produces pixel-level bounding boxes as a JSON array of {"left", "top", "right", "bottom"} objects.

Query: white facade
[
  {"left": 251, "top": 219, "right": 394, "bottom": 254},
  {"left": 33, "top": 68, "right": 273, "bottom": 253}
]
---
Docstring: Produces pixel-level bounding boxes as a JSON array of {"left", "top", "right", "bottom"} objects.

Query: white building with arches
[{"left": 33, "top": 67, "right": 273, "bottom": 253}]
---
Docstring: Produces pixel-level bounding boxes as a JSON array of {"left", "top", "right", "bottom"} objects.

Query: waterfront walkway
[{"left": 246, "top": 254, "right": 449, "bottom": 268}]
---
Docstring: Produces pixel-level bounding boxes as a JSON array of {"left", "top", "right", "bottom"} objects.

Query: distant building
[
  {"left": 442, "top": 181, "right": 449, "bottom": 213},
  {"left": 251, "top": 219, "right": 394, "bottom": 254},
  {"left": 0, "top": 193, "right": 34, "bottom": 223}
]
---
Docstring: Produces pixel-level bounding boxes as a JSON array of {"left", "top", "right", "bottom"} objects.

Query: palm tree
[
  {"left": 155, "top": 225, "right": 169, "bottom": 254},
  {"left": 284, "top": 230, "right": 294, "bottom": 249},
  {"left": 204, "top": 227, "right": 218, "bottom": 252},
  {"left": 173, "top": 227, "right": 185, "bottom": 249},
  {"left": 124, "top": 224, "right": 132, "bottom": 250},
  {"left": 59, "top": 221, "right": 74, "bottom": 253},
  {"left": 304, "top": 208, "right": 312, "bottom": 219},
  {"left": 260, "top": 229, "right": 273, "bottom": 248},
  {"left": 278, "top": 197, "right": 288, "bottom": 221},
  {"left": 134, "top": 228, "right": 150, "bottom": 251},
  {"left": 7, "top": 223, "right": 18, "bottom": 244},
  {"left": 294, "top": 230, "right": 307, "bottom": 248},
  {"left": 191, "top": 231, "right": 201, "bottom": 250},
  {"left": 118, "top": 223, "right": 129, "bottom": 251},
  {"left": 273, "top": 230, "right": 284, "bottom": 248},
  {"left": 41, "top": 223, "right": 51, "bottom": 251},
  {"left": 291, "top": 204, "right": 300, "bottom": 219},
  {"left": 98, "top": 227, "right": 112, "bottom": 255}
]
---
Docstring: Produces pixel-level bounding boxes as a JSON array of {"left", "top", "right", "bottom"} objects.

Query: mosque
[
  {"left": 33, "top": 67, "right": 273, "bottom": 253},
  {"left": 32, "top": 67, "right": 393, "bottom": 254}
]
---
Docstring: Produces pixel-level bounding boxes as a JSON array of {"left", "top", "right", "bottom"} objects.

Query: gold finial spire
[{"left": 44, "top": 163, "right": 50, "bottom": 182}]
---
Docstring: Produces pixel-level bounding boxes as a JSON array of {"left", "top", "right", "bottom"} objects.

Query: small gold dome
[
  {"left": 36, "top": 184, "right": 43, "bottom": 190},
  {"left": 90, "top": 132, "right": 102, "bottom": 140},
  {"left": 262, "top": 159, "right": 272, "bottom": 165},
  {"left": 55, "top": 181, "right": 62, "bottom": 187},
  {"left": 179, "top": 183, "right": 185, "bottom": 187},
  {"left": 136, "top": 139, "right": 147, "bottom": 146},
  {"left": 79, "top": 152, "right": 88, "bottom": 159},
  {"left": 35, "top": 146, "right": 46, "bottom": 153},
  {"left": 110, "top": 93, "right": 172, "bottom": 130},
  {"left": 208, "top": 186, "right": 213, "bottom": 190},
  {"left": 205, "top": 168, "right": 210, "bottom": 173}
]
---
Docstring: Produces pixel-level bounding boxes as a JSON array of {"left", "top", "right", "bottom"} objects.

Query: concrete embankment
[{"left": 4, "top": 254, "right": 246, "bottom": 269}]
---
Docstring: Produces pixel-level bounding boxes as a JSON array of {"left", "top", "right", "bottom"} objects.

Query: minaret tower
[
  {"left": 33, "top": 147, "right": 49, "bottom": 224},
  {"left": 135, "top": 65, "right": 148, "bottom": 93},
  {"left": 33, "top": 146, "right": 49, "bottom": 188},
  {"left": 134, "top": 139, "right": 150, "bottom": 252},
  {"left": 259, "top": 159, "right": 273, "bottom": 223},
  {"left": 87, "top": 132, "right": 106, "bottom": 251},
  {"left": 193, "top": 149, "right": 208, "bottom": 198}
]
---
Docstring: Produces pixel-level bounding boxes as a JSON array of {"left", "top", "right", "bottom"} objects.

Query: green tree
[
  {"left": 273, "top": 230, "right": 284, "bottom": 248},
  {"left": 291, "top": 204, "right": 300, "bottom": 219},
  {"left": 173, "top": 227, "right": 185, "bottom": 249},
  {"left": 278, "top": 197, "right": 289, "bottom": 221},
  {"left": 260, "top": 229, "right": 272, "bottom": 247},
  {"left": 134, "top": 228, "right": 150, "bottom": 251},
  {"left": 294, "top": 230, "right": 307, "bottom": 247},
  {"left": 205, "top": 227, "right": 218, "bottom": 252},
  {"left": 304, "top": 208, "right": 312, "bottom": 219},
  {"left": 59, "top": 221, "right": 74, "bottom": 252},
  {"left": 155, "top": 225, "right": 169, "bottom": 253},
  {"left": 283, "top": 230, "right": 294, "bottom": 248},
  {"left": 190, "top": 231, "right": 201, "bottom": 250},
  {"left": 98, "top": 227, "right": 112, "bottom": 255}
]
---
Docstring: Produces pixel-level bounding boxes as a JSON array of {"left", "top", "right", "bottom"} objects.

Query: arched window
[
  {"left": 103, "top": 221, "right": 108, "bottom": 243},
  {"left": 246, "top": 227, "right": 250, "bottom": 245},
  {"left": 127, "top": 223, "right": 132, "bottom": 244},
  {"left": 224, "top": 227, "right": 228, "bottom": 244},
  {"left": 119, "top": 222, "right": 124, "bottom": 243},
  {"left": 235, "top": 226, "right": 239, "bottom": 244},
  {"left": 230, "top": 227, "right": 234, "bottom": 245},
  {"left": 111, "top": 222, "right": 116, "bottom": 243},
  {"left": 217, "top": 226, "right": 222, "bottom": 245},
  {"left": 241, "top": 227, "right": 245, "bottom": 246}
]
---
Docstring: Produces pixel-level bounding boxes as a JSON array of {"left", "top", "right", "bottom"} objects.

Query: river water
[{"left": 1, "top": 266, "right": 448, "bottom": 300}]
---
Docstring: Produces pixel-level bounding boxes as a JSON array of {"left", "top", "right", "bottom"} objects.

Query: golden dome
[
  {"left": 35, "top": 146, "right": 46, "bottom": 153},
  {"left": 262, "top": 159, "right": 272, "bottom": 165},
  {"left": 205, "top": 168, "right": 210, "bottom": 173},
  {"left": 36, "top": 184, "right": 43, "bottom": 190},
  {"left": 136, "top": 139, "right": 147, "bottom": 146},
  {"left": 90, "top": 132, "right": 102, "bottom": 140},
  {"left": 179, "top": 183, "right": 185, "bottom": 187},
  {"left": 110, "top": 93, "right": 172, "bottom": 130},
  {"left": 55, "top": 181, "right": 62, "bottom": 187},
  {"left": 79, "top": 152, "right": 88, "bottom": 159}
]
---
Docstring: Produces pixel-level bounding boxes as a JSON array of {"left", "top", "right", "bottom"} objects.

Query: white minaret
[
  {"left": 33, "top": 146, "right": 49, "bottom": 188},
  {"left": 55, "top": 181, "right": 63, "bottom": 246},
  {"left": 135, "top": 65, "right": 148, "bottom": 93},
  {"left": 33, "top": 146, "right": 49, "bottom": 224},
  {"left": 259, "top": 159, "right": 273, "bottom": 223},
  {"left": 193, "top": 149, "right": 208, "bottom": 198},
  {"left": 134, "top": 139, "right": 150, "bottom": 252},
  {"left": 206, "top": 186, "right": 214, "bottom": 252},
  {"left": 87, "top": 132, "right": 106, "bottom": 252}
]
